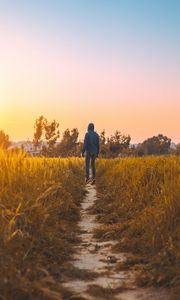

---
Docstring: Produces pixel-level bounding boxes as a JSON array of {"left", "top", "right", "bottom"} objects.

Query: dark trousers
[{"left": 85, "top": 153, "right": 96, "bottom": 179}]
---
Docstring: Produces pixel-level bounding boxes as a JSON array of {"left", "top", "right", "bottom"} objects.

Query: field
[
  {"left": 95, "top": 156, "right": 180, "bottom": 298},
  {"left": 0, "top": 149, "right": 85, "bottom": 300},
  {"left": 0, "top": 150, "right": 180, "bottom": 299}
]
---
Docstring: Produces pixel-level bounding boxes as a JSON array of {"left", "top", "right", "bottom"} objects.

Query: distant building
[
  {"left": 170, "top": 142, "right": 177, "bottom": 150},
  {"left": 10, "top": 140, "right": 41, "bottom": 155},
  {"left": 9, "top": 140, "right": 62, "bottom": 156}
]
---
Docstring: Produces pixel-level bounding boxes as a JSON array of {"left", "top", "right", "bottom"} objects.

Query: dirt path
[{"left": 62, "top": 184, "right": 168, "bottom": 300}]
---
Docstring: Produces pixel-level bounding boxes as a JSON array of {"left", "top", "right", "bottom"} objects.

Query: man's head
[{"left": 88, "top": 123, "right": 94, "bottom": 131}]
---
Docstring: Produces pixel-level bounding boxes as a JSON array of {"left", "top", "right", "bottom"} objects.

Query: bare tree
[
  {"left": 33, "top": 116, "right": 60, "bottom": 156},
  {"left": 42, "top": 119, "right": 60, "bottom": 156},
  {"left": 33, "top": 116, "right": 44, "bottom": 150}
]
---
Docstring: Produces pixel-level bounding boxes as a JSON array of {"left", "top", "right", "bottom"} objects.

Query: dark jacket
[{"left": 82, "top": 123, "right": 99, "bottom": 156}]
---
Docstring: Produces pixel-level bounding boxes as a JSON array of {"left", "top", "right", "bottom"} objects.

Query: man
[{"left": 82, "top": 123, "right": 99, "bottom": 184}]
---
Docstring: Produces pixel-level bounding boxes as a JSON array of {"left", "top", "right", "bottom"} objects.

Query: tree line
[{"left": 0, "top": 115, "right": 179, "bottom": 157}]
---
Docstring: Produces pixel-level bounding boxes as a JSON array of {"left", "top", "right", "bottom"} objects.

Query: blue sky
[{"left": 0, "top": 0, "right": 180, "bottom": 142}]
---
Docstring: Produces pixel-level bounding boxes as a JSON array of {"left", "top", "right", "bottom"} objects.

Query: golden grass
[
  {"left": 94, "top": 156, "right": 180, "bottom": 295},
  {"left": 0, "top": 149, "right": 85, "bottom": 300}
]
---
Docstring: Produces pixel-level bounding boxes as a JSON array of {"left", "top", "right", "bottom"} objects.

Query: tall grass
[
  {"left": 0, "top": 149, "right": 84, "bottom": 300},
  {"left": 94, "top": 156, "right": 180, "bottom": 295}
]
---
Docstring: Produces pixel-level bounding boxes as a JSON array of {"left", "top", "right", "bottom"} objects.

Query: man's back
[{"left": 82, "top": 123, "right": 99, "bottom": 156}]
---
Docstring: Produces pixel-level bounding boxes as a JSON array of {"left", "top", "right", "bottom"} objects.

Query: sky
[{"left": 0, "top": 0, "right": 180, "bottom": 143}]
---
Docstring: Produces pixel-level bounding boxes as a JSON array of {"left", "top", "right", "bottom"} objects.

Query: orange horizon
[{"left": 1, "top": 1, "right": 179, "bottom": 144}]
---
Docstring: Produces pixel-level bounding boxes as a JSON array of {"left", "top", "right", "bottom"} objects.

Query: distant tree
[
  {"left": 100, "top": 130, "right": 106, "bottom": 145},
  {"left": 99, "top": 130, "right": 109, "bottom": 157},
  {"left": 42, "top": 119, "right": 60, "bottom": 156},
  {"left": 176, "top": 143, "right": 180, "bottom": 156},
  {"left": 140, "top": 134, "right": 171, "bottom": 155},
  {"left": 33, "top": 116, "right": 60, "bottom": 156},
  {"left": 76, "top": 141, "right": 83, "bottom": 157},
  {"left": 57, "top": 128, "right": 79, "bottom": 157},
  {"left": 0, "top": 130, "right": 11, "bottom": 149},
  {"left": 121, "top": 145, "right": 136, "bottom": 157},
  {"left": 33, "top": 116, "right": 44, "bottom": 149},
  {"left": 109, "top": 131, "right": 131, "bottom": 157},
  {"left": 134, "top": 143, "right": 144, "bottom": 157},
  {"left": 43, "top": 119, "right": 60, "bottom": 149},
  {"left": 70, "top": 128, "right": 79, "bottom": 146}
]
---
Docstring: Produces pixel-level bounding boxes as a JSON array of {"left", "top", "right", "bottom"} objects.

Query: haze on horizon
[{"left": 0, "top": 0, "right": 180, "bottom": 143}]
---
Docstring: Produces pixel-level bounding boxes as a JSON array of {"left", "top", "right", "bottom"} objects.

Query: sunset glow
[{"left": 0, "top": 0, "right": 180, "bottom": 143}]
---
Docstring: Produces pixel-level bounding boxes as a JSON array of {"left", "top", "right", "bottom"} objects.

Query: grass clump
[
  {"left": 94, "top": 156, "right": 180, "bottom": 295},
  {"left": 0, "top": 149, "right": 84, "bottom": 300}
]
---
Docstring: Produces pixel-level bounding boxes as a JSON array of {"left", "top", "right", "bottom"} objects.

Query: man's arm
[
  {"left": 82, "top": 133, "right": 88, "bottom": 155},
  {"left": 96, "top": 134, "right": 100, "bottom": 156}
]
